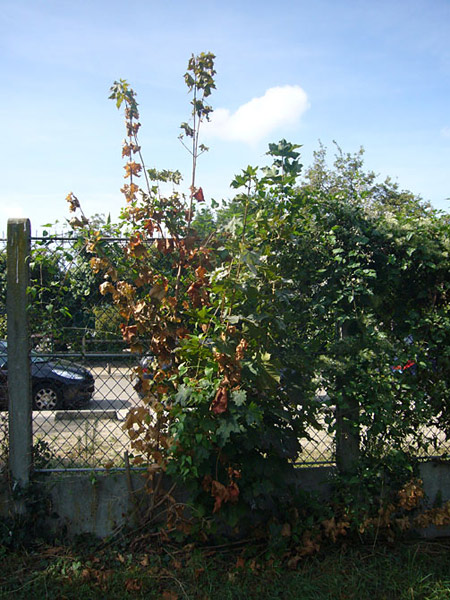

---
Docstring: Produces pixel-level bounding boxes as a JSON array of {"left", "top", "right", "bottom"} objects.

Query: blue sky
[{"left": 1, "top": 0, "right": 449, "bottom": 234}]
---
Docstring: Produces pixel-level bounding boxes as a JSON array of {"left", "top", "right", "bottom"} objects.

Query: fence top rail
[
  {"left": 30, "top": 236, "right": 157, "bottom": 242},
  {"left": 0, "top": 236, "right": 158, "bottom": 242},
  {"left": 33, "top": 352, "right": 144, "bottom": 358}
]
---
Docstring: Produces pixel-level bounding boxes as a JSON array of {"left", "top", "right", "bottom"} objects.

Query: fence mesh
[
  {"left": 0, "top": 238, "right": 6, "bottom": 471},
  {"left": 31, "top": 352, "right": 141, "bottom": 470},
  {"left": 23, "top": 234, "right": 337, "bottom": 470},
  {"left": 25, "top": 235, "right": 140, "bottom": 470},
  {"left": 2, "top": 233, "right": 449, "bottom": 472}
]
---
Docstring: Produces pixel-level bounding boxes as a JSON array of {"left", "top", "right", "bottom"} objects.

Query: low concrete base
[
  {"left": 418, "top": 461, "right": 450, "bottom": 538},
  {"left": 40, "top": 470, "right": 147, "bottom": 537},
  {"left": 1, "top": 461, "right": 450, "bottom": 539}
]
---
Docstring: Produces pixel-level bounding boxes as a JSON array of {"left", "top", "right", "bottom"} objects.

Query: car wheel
[{"left": 33, "top": 383, "right": 62, "bottom": 410}]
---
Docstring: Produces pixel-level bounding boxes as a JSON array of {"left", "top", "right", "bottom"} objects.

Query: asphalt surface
[{"left": 2, "top": 368, "right": 336, "bottom": 468}]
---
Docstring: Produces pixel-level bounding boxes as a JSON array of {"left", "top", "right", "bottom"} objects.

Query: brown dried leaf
[
  {"left": 66, "top": 192, "right": 80, "bottom": 212},
  {"left": 193, "top": 187, "right": 205, "bottom": 202},
  {"left": 99, "top": 282, "right": 115, "bottom": 296},
  {"left": 162, "top": 591, "right": 179, "bottom": 600},
  {"left": 210, "top": 386, "right": 228, "bottom": 415},
  {"left": 125, "top": 578, "right": 142, "bottom": 592},
  {"left": 124, "top": 161, "right": 142, "bottom": 178},
  {"left": 149, "top": 284, "right": 167, "bottom": 301},
  {"left": 120, "top": 324, "right": 138, "bottom": 344}
]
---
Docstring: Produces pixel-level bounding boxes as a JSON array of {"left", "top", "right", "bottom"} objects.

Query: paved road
[
  {"left": 30, "top": 368, "right": 139, "bottom": 467},
  {"left": 90, "top": 366, "right": 138, "bottom": 410},
  {"left": 3, "top": 368, "right": 336, "bottom": 468}
]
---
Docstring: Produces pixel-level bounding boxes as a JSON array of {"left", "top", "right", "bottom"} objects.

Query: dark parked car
[{"left": 0, "top": 341, "right": 95, "bottom": 410}]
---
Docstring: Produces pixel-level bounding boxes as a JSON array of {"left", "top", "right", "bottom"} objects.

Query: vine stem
[
  {"left": 132, "top": 128, "right": 151, "bottom": 195},
  {"left": 220, "top": 178, "right": 253, "bottom": 321},
  {"left": 125, "top": 98, "right": 167, "bottom": 240},
  {"left": 186, "top": 80, "right": 199, "bottom": 237},
  {"left": 175, "top": 73, "right": 205, "bottom": 297}
]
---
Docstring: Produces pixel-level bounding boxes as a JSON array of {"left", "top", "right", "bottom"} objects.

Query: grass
[{"left": 1, "top": 539, "right": 450, "bottom": 599}]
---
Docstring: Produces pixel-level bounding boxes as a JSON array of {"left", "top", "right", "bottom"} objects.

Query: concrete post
[
  {"left": 334, "top": 322, "right": 360, "bottom": 474},
  {"left": 335, "top": 397, "right": 360, "bottom": 474},
  {"left": 7, "top": 218, "right": 32, "bottom": 488}
]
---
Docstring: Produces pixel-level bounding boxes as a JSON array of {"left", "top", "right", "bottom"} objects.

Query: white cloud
[
  {"left": 203, "top": 85, "right": 310, "bottom": 145},
  {"left": 441, "top": 126, "right": 450, "bottom": 139}
]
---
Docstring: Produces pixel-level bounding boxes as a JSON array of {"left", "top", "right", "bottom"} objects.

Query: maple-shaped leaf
[
  {"left": 66, "top": 192, "right": 80, "bottom": 212},
  {"left": 120, "top": 182, "right": 140, "bottom": 202},
  {"left": 99, "top": 282, "right": 115, "bottom": 296},
  {"left": 231, "top": 389, "right": 246, "bottom": 406},
  {"left": 216, "top": 416, "right": 243, "bottom": 446},
  {"left": 235, "top": 338, "right": 248, "bottom": 361},
  {"left": 193, "top": 187, "right": 205, "bottom": 202},
  {"left": 195, "top": 265, "right": 207, "bottom": 279},
  {"left": 124, "top": 161, "right": 142, "bottom": 178},
  {"left": 227, "top": 481, "right": 239, "bottom": 503},
  {"left": 122, "top": 142, "right": 132, "bottom": 158},
  {"left": 126, "top": 122, "right": 141, "bottom": 136},
  {"left": 210, "top": 479, "right": 239, "bottom": 513},
  {"left": 125, "top": 579, "right": 142, "bottom": 592},
  {"left": 123, "top": 142, "right": 141, "bottom": 155},
  {"left": 299, "top": 531, "right": 321, "bottom": 557},
  {"left": 120, "top": 324, "right": 138, "bottom": 344},
  {"left": 210, "top": 386, "right": 228, "bottom": 415},
  {"left": 287, "top": 555, "right": 302, "bottom": 570},
  {"left": 126, "top": 235, "right": 147, "bottom": 258},
  {"left": 143, "top": 219, "right": 154, "bottom": 235},
  {"left": 175, "top": 384, "right": 192, "bottom": 406}
]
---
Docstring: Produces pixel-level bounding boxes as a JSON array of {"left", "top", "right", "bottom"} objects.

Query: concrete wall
[
  {"left": 2, "top": 462, "right": 449, "bottom": 539},
  {"left": 417, "top": 461, "right": 450, "bottom": 538},
  {"left": 38, "top": 471, "right": 149, "bottom": 538}
]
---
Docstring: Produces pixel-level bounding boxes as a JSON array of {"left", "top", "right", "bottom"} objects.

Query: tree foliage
[{"left": 66, "top": 54, "right": 450, "bottom": 542}]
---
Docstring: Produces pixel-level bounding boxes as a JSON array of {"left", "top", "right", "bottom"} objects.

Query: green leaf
[
  {"left": 231, "top": 389, "right": 246, "bottom": 406},
  {"left": 216, "top": 417, "right": 243, "bottom": 446},
  {"left": 175, "top": 385, "right": 192, "bottom": 406},
  {"left": 205, "top": 366, "right": 214, "bottom": 378}
]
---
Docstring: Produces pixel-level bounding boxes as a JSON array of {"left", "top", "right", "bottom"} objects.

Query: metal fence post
[{"left": 7, "top": 218, "right": 32, "bottom": 489}]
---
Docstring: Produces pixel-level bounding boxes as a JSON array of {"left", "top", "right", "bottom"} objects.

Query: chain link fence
[
  {"left": 30, "top": 352, "right": 140, "bottom": 470},
  {"left": 0, "top": 238, "right": 7, "bottom": 472},
  {"left": 23, "top": 234, "right": 337, "bottom": 470},
  {"left": 25, "top": 235, "right": 141, "bottom": 470},
  {"left": 2, "top": 233, "right": 450, "bottom": 472}
]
